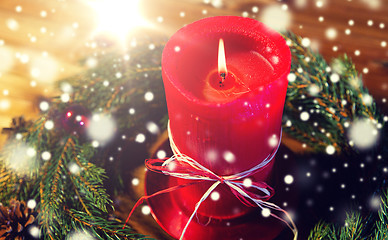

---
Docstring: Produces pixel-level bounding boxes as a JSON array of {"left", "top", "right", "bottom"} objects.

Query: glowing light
[
  {"left": 0, "top": 99, "right": 10, "bottom": 110},
  {"left": 284, "top": 175, "right": 294, "bottom": 184},
  {"left": 316, "top": 0, "right": 324, "bottom": 8},
  {"left": 300, "top": 112, "right": 310, "bottom": 121},
  {"left": 325, "top": 28, "right": 337, "bottom": 40},
  {"left": 41, "top": 151, "right": 51, "bottom": 161},
  {"left": 89, "top": 0, "right": 149, "bottom": 41},
  {"left": 142, "top": 205, "right": 151, "bottom": 215},
  {"left": 223, "top": 151, "right": 235, "bottom": 163},
  {"left": 330, "top": 73, "right": 340, "bottom": 83},
  {"left": 362, "top": 94, "right": 373, "bottom": 105},
  {"left": 326, "top": 145, "right": 335, "bottom": 155},
  {"left": 67, "top": 230, "right": 95, "bottom": 240},
  {"left": 44, "top": 120, "right": 54, "bottom": 130},
  {"left": 132, "top": 178, "right": 140, "bottom": 186},
  {"left": 27, "top": 199, "right": 37, "bottom": 209},
  {"left": 69, "top": 162, "right": 81, "bottom": 175},
  {"left": 135, "top": 133, "right": 146, "bottom": 143},
  {"left": 146, "top": 121, "right": 159, "bottom": 134},
  {"left": 61, "top": 93, "right": 70, "bottom": 102},
  {"left": 40, "top": 11, "right": 47, "bottom": 18},
  {"left": 261, "top": 5, "right": 291, "bottom": 31},
  {"left": 370, "top": 195, "right": 381, "bottom": 210},
  {"left": 287, "top": 73, "right": 296, "bottom": 82},
  {"left": 6, "top": 18, "right": 19, "bottom": 31},
  {"left": 243, "top": 178, "right": 252, "bottom": 187},
  {"left": 29, "top": 226, "right": 40, "bottom": 238},
  {"left": 211, "top": 0, "right": 223, "bottom": 8},
  {"left": 30, "top": 55, "right": 59, "bottom": 82},
  {"left": 218, "top": 38, "right": 227, "bottom": 76},
  {"left": 211, "top": 191, "right": 220, "bottom": 201},
  {"left": 20, "top": 54, "right": 30, "bottom": 63},
  {"left": 301, "top": 38, "right": 311, "bottom": 47},
  {"left": 268, "top": 134, "right": 278, "bottom": 147},
  {"left": 15, "top": 6, "right": 22, "bottom": 12},
  {"left": 261, "top": 208, "right": 271, "bottom": 217},
  {"left": 0, "top": 46, "right": 15, "bottom": 73},
  {"left": 144, "top": 91, "right": 154, "bottom": 101},
  {"left": 308, "top": 84, "right": 320, "bottom": 96},
  {"left": 92, "top": 140, "right": 99, "bottom": 148},
  {"left": 348, "top": 119, "right": 379, "bottom": 150},
  {"left": 156, "top": 150, "right": 166, "bottom": 159},
  {"left": 4, "top": 143, "right": 37, "bottom": 175},
  {"left": 86, "top": 57, "right": 98, "bottom": 68},
  {"left": 87, "top": 114, "right": 116, "bottom": 144}
]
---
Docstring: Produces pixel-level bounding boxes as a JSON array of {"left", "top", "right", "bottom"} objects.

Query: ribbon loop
[{"left": 126, "top": 121, "right": 298, "bottom": 240}]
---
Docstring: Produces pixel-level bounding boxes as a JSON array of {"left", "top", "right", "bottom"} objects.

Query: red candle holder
[{"left": 146, "top": 16, "right": 291, "bottom": 239}]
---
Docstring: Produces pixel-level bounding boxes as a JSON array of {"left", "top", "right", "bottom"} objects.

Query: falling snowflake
[
  {"left": 87, "top": 114, "right": 116, "bottom": 145},
  {"left": 67, "top": 230, "right": 95, "bottom": 240},
  {"left": 260, "top": 5, "right": 291, "bottom": 31},
  {"left": 348, "top": 119, "right": 379, "bottom": 150}
]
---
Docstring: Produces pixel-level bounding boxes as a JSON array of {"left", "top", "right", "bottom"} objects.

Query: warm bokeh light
[{"left": 88, "top": 0, "right": 150, "bottom": 41}]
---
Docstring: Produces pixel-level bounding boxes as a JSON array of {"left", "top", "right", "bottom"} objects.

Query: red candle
[{"left": 161, "top": 16, "right": 291, "bottom": 219}]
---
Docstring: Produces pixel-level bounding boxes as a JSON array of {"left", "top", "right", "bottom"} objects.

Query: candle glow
[
  {"left": 218, "top": 38, "right": 227, "bottom": 78},
  {"left": 88, "top": 0, "right": 150, "bottom": 42}
]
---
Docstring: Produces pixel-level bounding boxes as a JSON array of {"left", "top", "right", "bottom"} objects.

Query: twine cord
[{"left": 125, "top": 121, "right": 298, "bottom": 240}]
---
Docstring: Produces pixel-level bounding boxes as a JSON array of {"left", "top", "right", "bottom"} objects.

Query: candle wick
[{"left": 219, "top": 72, "right": 226, "bottom": 87}]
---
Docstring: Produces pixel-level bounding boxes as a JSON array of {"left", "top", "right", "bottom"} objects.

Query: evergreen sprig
[
  {"left": 282, "top": 32, "right": 382, "bottom": 154},
  {"left": 0, "top": 40, "right": 165, "bottom": 239},
  {"left": 307, "top": 192, "right": 388, "bottom": 240}
]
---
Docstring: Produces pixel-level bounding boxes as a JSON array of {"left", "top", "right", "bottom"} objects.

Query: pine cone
[{"left": 0, "top": 200, "right": 36, "bottom": 240}]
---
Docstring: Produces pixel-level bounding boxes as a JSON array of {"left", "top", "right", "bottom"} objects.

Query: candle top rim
[{"left": 162, "top": 16, "right": 291, "bottom": 108}]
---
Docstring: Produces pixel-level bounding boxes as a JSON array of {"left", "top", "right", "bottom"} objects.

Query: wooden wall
[{"left": 0, "top": 0, "right": 387, "bottom": 147}]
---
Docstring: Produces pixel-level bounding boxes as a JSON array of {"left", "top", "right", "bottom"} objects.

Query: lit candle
[{"left": 160, "top": 15, "right": 290, "bottom": 226}]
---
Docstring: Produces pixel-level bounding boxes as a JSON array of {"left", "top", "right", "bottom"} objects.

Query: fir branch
[
  {"left": 308, "top": 191, "right": 388, "bottom": 240},
  {"left": 308, "top": 222, "right": 333, "bottom": 240},
  {"left": 372, "top": 192, "right": 388, "bottom": 240},
  {"left": 282, "top": 32, "right": 381, "bottom": 154},
  {"left": 338, "top": 213, "right": 365, "bottom": 240},
  {"left": 67, "top": 208, "right": 154, "bottom": 240}
]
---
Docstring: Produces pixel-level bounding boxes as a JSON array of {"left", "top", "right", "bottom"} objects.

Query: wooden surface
[
  {"left": 0, "top": 0, "right": 387, "bottom": 238},
  {"left": 0, "top": 0, "right": 387, "bottom": 147}
]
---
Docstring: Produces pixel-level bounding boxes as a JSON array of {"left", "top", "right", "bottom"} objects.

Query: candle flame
[{"left": 218, "top": 38, "right": 227, "bottom": 77}]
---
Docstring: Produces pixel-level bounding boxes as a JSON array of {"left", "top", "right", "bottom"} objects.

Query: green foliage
[
  {"left": 0, "top": 40, "right": 164, "bottom": 239},
  {"left": 67, "top": 209, "right": 152, "bottom": 240},
  {"left": 282, "top": 32, "right": 381, "bottom": 154},
  {"left": 308, "top": 192, "right": 388, "bottom": 240},
  {"left": 308, "top": 222, "right": 333, "bottom": 240},
  {"left": 372, "top": 192, "right": 388, "bottom": 240},
  {"left": 37, "top": 136, "right": 113, "bottom": 239}
]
